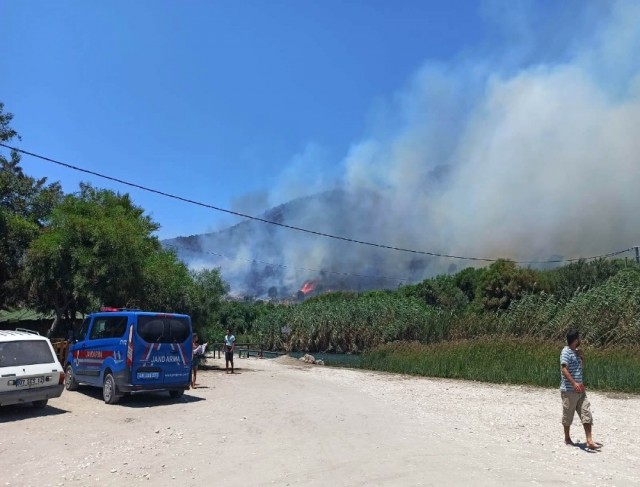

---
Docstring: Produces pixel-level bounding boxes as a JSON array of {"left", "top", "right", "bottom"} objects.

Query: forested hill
[{"left": 161, "top": 188, "right": 435, "bottom": 299}]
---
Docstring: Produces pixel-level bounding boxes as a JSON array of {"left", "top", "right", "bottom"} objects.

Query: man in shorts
[
  {"left": 560, "top": 330, "right": 601, "bottom": 449},
  {"left": 224, "top": 329, "right": 235, "bottom": 374}
]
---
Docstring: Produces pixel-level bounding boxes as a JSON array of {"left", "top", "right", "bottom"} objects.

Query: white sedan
[{"left": 0, "top": 329, "right": 65, "bottom": 408}]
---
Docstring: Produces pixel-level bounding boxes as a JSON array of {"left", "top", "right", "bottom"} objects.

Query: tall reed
[{"left": 360, "top": 340, "right": 640, "bottom": 393}]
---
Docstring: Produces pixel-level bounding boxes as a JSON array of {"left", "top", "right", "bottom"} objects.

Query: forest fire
[{"left": 300, "top": 280, "right": 316, "bottom": 295}]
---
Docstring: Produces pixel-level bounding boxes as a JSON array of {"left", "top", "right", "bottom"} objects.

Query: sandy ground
[{"left": 1, "top": 356, "right": 639, "bottom": 487}]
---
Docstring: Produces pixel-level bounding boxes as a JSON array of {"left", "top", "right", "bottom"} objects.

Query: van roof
[{"left": 88, "top": 311, "right": 190, "bottom": 318}]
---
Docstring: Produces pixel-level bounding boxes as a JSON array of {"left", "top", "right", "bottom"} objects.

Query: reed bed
[
  {"left": 359, "top": 340, "right": 640, "bottom": 393},
  {"left": 249, "top": 267, "right": 640, "bottom": 353}
]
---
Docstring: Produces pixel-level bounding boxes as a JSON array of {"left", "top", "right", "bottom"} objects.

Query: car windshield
[
  {"left": 0, "top": 340, "right": 55, "bottom": 367},
  {"left": 136, "top": 316, "right": 190, "bottom": 344}
]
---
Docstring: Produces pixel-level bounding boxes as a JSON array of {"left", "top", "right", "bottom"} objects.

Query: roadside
[{"left": 1, "top": 356, "right": 638, "bottom": 486}]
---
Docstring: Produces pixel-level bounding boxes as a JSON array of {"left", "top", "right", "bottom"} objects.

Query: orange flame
[{"left": 300, "top": 280, "right": 316, "bottom": 294}]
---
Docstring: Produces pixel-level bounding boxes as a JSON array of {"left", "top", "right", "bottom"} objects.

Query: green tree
[
  {"left": 187, "top": 267, "right": 229, "bottom": 330},
  {"left": 0, "top": 102, "right": 62, "bottom": 306},
  {"left": 475, "top": 260, "right": 548, "bottom": 312},
  {"left": 453, "top": 266, "right": 486, "bottom": 303},
  {"left": 24, "top": 184, "right": 160, "bottom": 334},
  {"left": 139, "top": 248, "right": 193, "bottom": 312},
  {"left": 399, "top": 274, "right": 468, "bottom": 310},
  {"left": 546, "top": 258, "right": 628, "bottom": 300}
]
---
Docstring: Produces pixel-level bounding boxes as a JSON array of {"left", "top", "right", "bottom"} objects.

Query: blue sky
[{"left": 1, "top": 0, "right": 609, "bottom": 240}]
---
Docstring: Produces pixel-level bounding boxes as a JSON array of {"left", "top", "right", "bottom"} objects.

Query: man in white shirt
[{"left": 224, "top": 329, "right": 236, "bottom": 374}]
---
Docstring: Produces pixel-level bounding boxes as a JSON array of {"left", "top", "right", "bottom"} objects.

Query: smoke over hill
[
  {"left": 163, "top": 189, "right": 432, "bottom": 298},
  {"left": 166, "top": 1, "right": 640, "bottom": 297}
]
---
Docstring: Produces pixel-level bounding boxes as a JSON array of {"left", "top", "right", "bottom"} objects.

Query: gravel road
[{"left": 1, "top": 356, "right": 638, "bottom": 486}]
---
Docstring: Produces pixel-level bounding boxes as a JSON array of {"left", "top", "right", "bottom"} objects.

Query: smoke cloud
[{"left": 189, "top": 0, "right": 640, "bottom": 296}]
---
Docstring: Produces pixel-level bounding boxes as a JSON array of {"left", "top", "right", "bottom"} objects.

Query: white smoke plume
[
  {"left": 345, "top": 0, "right": 640, "bottom": 262},
  {"left": 189, "top": 0, "right": 640, "bottom": 296}
]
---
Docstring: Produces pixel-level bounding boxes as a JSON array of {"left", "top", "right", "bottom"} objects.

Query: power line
[
  {"left": 1, "top": 142, "right": 634, "bottom": 265},
  {"left": 165, "top": 244, "right": 412, "bottom": 282}
]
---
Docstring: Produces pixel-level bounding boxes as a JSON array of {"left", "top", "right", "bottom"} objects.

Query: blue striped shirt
[{"left": 560, "top": 346, "right": 583, "bottom": 392}]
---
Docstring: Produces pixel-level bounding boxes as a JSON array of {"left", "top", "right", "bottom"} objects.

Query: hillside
[{"left": 162, "top": 188, "right": 433, "bottom": 298}]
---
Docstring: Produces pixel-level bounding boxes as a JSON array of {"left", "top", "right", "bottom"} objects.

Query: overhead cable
[
  {"left": 165, "top": 244, "right": 412, "bottom": 282},
  {"left": 1, "top": 142, "right": 633, "bottom": 264}
]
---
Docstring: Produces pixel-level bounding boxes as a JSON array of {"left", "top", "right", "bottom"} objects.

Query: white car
[{"left": 0, "top": 329, "right": 65, "bottom": 409}]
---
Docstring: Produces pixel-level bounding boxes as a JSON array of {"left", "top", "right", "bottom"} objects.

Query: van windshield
[
  {"left": 0, "top": 340, "right": 56, "bottom": 367},
  {"left": 137, "top": 316, "right": 190, "bottom": 344}
]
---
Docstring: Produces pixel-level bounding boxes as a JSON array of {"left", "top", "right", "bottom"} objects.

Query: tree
[
  {"left": 138, "top": 248, "right": 193, "bottom": 312},
  {"left": 24, "top": 184, "right": 160, "bottom": 334},
  {"left": 453, "top": 266, "right": 486, "bottom": 303},
  {"left": 0, "top": 102, "right": 62, "bottom": 307},
  {"left": 546, "top": 258, "right": 627, "bottom": 300},
  {"left": 399, "top": 274, "right": 468, "bottom": 310},
  {"left": 475, "top": 260, "right": 548, "bottom": 312},
  {"left": 186, "top": 268, "right": 229, "bottom": 329}
]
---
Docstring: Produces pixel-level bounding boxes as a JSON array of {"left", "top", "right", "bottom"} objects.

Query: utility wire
[
  {"left": 165, "top": 244, "right": 412, "bottom": 282},
  {"left": 1, "top": 142, "right": 634, "bottom": 265}
]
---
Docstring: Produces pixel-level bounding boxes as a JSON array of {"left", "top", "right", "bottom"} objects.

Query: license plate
[
  {"left": 16, "top": 377, "right": 44, "bottom": 387},
  {"left": 137, "top": 372, "right": 160, "bottom": 380}
]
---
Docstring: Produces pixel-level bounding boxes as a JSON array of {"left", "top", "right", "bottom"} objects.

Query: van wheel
[
  {"left": 65, "top": 364, "right": 79, "bottom": 391},
  {"left": 103, "top": 373, "right": 120, "bottom": 404},
  {"left": 169, "top": 390, "right": 184, "bottom": 399},
  {"left": 32, "top": 399, "right": 48, "bottom": 409}
]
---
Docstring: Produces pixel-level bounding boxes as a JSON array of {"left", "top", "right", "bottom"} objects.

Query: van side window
[
  {"left": 78, "top": 318, "right": 90, "bottom": 342},
  {"left": 137, "top": 316, "right": 190, "bottom": 343},
  {"left": 89, "top": 317, "right": 129, "bottom": 340}
]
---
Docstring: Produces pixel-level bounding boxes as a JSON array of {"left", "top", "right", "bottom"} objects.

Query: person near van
[
  {"left": 560, "top": 330, "right": 601, "bottom": 450},
  {"left": 224, "top": 329, "right": 235, "bottom": 374},
  {"left": 192, "top": 334, "right": 202, "bottom": 388}
]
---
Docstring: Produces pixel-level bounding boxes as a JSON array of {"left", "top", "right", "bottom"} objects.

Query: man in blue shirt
[
  {"left": 560, "top": 330, "right": 601, "bottom": 449},
  {"left": 224, "top": 329, "right": 236, "bottom": 374}
]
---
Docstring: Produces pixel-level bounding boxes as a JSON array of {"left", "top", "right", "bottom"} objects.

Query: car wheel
[
  {"left": 169, "top": 389, "right": 184, "bottom": 399},
  {"left": 103, "top": 373, "right": 120, "bottom": 404},
  {"left": 32, "top": 399, "right": 48, "bottom": 409},
  {"left": 65, "top": 364, "right": 79, "bottom": 391}
]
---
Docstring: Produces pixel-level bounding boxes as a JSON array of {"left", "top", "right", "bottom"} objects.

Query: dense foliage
[{"left": 220, "top": 260, "right": 640, "bottom": 353}]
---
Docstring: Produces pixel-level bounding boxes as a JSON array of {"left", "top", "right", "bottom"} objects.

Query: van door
[
  {"left": 73, "top": 315, "right": 128, "bottom": 386},
  {"left": 133, "top": 314, "right": 191, "bottom": 388},
  {"left": 70, "top": 316, "right": 93, "bottom": 384}
]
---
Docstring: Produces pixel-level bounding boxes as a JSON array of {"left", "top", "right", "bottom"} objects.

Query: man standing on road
[
  {"left": 224, "top": 329, "right": 236, "bottom": 374},
  {"left": 560, "top": 330, "right": 601, "bottom": 450}
]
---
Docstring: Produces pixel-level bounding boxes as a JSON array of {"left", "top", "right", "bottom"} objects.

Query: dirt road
[{"left": 1, "top": 356, "right": 638, "bottom": 486}]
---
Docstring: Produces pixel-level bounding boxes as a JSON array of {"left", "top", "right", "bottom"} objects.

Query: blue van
[{"left": 64, "top": 309, "right": 192, "bottom": 404}]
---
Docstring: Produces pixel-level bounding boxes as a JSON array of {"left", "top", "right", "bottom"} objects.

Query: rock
[{"left": 315, "top": 360, "right": 325, "bottom": 366}]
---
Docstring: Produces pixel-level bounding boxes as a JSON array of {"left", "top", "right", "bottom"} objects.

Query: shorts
[
  {"left": 225, "top": 349, "right": 234, "bottom": 361},
  {"left": 561, "top": 391, "right": 593, "bottom": 426}
]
